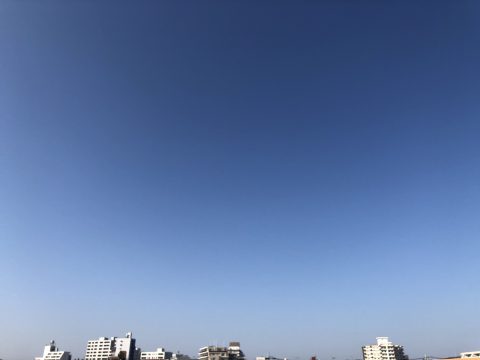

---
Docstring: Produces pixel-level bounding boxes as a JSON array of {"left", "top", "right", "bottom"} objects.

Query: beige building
[{"left": 362, "top": 337, "right": 408, "bottom": 360}]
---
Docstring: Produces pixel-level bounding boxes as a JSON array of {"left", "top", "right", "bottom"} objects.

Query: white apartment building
[
  {"left": 115, "top": 333, "right": 138, "bottom": 360},
  {"left": 85, "top": 337, "right": 114, "bottom": 360},
  {"left": 141, "top": 348, "right": 172, "bottom": 360},
  {"left": 35, "top": 340, "right": 72, "bottom": 360},
  {"left": 85, "top": 333, "right": 138, "bottom": 360},
  {"left": 362, "top": 337, "right": 408, "bottom": 360}
]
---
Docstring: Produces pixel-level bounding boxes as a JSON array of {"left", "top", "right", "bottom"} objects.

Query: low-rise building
[
  {"left": 461, "top": 353, "right": 480, "bottom": 359},
  {"left": 35, "top": 340, "right": 72, "bottom": 360},
  {"left": 141, "top": 349, "right": 172, "bottom": 360},
  {"left": 198, "top": 342, "right": 244, "bottom": 360},
  {"left": 441, "top": 350, "right": 480, "bottom": 360}
]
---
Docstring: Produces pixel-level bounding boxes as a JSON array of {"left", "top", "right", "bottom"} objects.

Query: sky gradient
[{"left": 1, "top": 1, "right": 480, "bottom": 360}]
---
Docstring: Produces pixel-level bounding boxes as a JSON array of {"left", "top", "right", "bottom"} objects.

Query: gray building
[{"left": 198, "top": 342, "right": 245, "bottom": 360}]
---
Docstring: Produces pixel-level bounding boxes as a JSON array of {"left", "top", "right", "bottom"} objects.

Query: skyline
[
  {"left": 26, "top": 334, "right": 479, "bottom": 360},
  {"left": 1, "top": 1, "right": 480, "bottom": 360}
]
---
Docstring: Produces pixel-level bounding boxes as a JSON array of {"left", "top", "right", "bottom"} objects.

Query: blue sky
[{"left": 1, "top": 1, "right": 480, "bottom": 360}]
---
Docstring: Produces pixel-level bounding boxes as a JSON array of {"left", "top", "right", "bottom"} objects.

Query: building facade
[
  {"left": 198, "top": 346, "right": 228, "bottom": 360},
  {"left": 198, "top": 342, "right": 245, "bottom": 360},
  {"left": 362, "top": 337, "right": 408, "bottom": 360},
  {"left": 85, "top": 333, "right": 139, "bottom": 360},
  {"left": 35, "top": 340, "right": 72, "bottom": 360},
  {"left": 141, "top": 348, "right": 173, "bottom": 360}
]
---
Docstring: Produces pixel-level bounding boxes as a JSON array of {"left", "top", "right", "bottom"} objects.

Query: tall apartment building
[
  {"left": 35, "top": 340, "right": 72, "bottom": 360},
  {"left": 85, "top": 333, "right": 139, "bottom": 360},
  {"left": 141, "top": 348, "right": 172, "bottom": 360},
  {"left": 198, "top": 342, "right": 245, "bottom": 360},
  {"left": 362, "top": 337, "right": 408, "bottom": 360}
]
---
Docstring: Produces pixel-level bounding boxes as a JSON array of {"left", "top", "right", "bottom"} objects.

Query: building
[
  {"left": 440, "top": 351, "right": 480, "bottom": 360},
  {"left": 198, "top": 343, "right": 245, "bottom": 360},
  {"left": 114, "top": 333, "right": 138, "bottom": 360},
  {"left": 198, "top": 346, "right": 228, "bottom": 360},
  {"left": 226, "top": 343, "right": 244, "bottom": 360},
  {"left": 35, "top": 340, "right": 72, "bottom": 360},
  {"left": 85, "top": 337, "right": 114, "bottom": 360},
  {"left": 362, "top": 337, "right": 408, "bottom": 360},
  {"left": 141, "top": 349, "right": 173, "bottom": 360},
  {"left": 85, "top": 333, "right": 139, "bottom": 360},
  {"left": 461, "top": 353, "right": 480, "bottom": 359}
]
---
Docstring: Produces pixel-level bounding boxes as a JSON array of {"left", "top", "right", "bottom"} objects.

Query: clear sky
[{"left": 1, "top": 1, "right": 480, "bottom": 360}]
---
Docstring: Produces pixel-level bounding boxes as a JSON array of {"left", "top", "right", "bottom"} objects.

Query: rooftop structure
[{"left": 461, "top": 353, "right": 480, "bottom": 359}]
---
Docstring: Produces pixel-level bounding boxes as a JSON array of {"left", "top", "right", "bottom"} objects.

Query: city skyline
[
  {"left": 1, "top": 1, "right": 480, "bottom": 360},
  {"left": 26, "top": 335, "right": 480, "bottom": 360}
]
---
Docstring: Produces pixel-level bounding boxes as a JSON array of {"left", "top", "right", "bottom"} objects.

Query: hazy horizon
[{"left": 1, "top": 1, "right": 480, "bottom": 360}]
